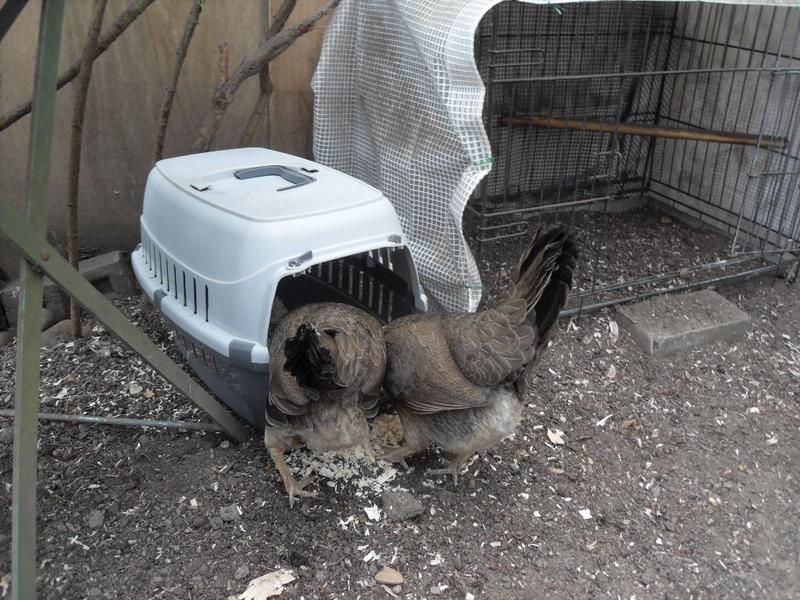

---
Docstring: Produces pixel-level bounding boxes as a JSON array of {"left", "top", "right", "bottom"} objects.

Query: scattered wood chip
[
  {"left": 609, "top": 320, "right": 619, "bottom": 343},
  {"left": 595, "top": 414, "right": 613, "bottom": 427},
  {"left": 364, "top": 505, "right": 382, "bottom": 521},
  {"left": 238, "top": 569, "right": 295, "bottom": 600},
  {"left": 547, "top": 429, "right": 566, "bottom": 445},
  {"left": 606, "top": 365, "right": 617, "bottom": 380},
  {"left": 586, "top": 540, "right": 598, "bottom": 551},
  {"left": 622, "top": 418, "right": 638, "bottom": 429},
  {"left": 375, "top": 566, "right": 403, "bottom": 586}
]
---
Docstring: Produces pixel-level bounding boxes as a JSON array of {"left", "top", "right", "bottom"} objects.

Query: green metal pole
[
  {"left": 0, "top": 198, "right": 249, "bottom": 443},
  {"left": 0, "top": 0, "right": 29, "bottom": 43},
  {"left": 11, "top": 2, "right": 65, "bottom": 599}
]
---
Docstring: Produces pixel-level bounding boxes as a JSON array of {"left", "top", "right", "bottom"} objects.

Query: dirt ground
[{"left": 1, "top": 253, "right": 799, "bottom": 599}]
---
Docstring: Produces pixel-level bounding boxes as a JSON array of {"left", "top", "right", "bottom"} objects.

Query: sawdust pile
[{"left": 285, "top": 414, "right": 406, "bottom": 498}]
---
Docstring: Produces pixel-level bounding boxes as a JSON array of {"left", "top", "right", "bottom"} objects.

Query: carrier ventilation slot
[
  {"left": 278, "top": 247, "right": 416, "bottom": 324},
  {"left": 141, "top": 231, "right": 209, "bottom": 322}
]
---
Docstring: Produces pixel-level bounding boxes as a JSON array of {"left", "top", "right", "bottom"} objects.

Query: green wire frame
[{"left": 0, "top": 2, "right": 248, "bottom": 597}]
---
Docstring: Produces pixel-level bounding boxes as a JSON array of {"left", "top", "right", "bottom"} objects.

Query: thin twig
[
  {"left": 67, "top": 0, "right": 108, "bottom": 339},
  {"left": 0, "top": 0, "right": 157, "bottom": 133},
  {"left": 218, "top": 41, "right": 229, "bottom": 84},
  {"left": 153, "top": 0, "right": 204, "bottom": 163},
  {"left": 239, "top": 0, "right": 297, "bottom": 147},
  {"left": 191, "top": 0, "right": 339, "bottom": 153}
]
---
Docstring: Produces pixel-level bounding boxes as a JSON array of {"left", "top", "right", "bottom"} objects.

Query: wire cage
[{"left": 470, "top": 1, "right": 800, "bottom": 315}]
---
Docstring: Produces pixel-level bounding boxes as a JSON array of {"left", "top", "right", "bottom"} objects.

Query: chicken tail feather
[
  {"left": 510, "top": 225, "right": 578, "bottom": 345},
  {"left": 283, "top": 324, "right": 346, "bottom": 391}
]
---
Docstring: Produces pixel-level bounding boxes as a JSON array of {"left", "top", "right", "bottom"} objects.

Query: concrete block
[
  {"left": 41, "top": 319, "right": 75, "bottom": 347},
  {"left": 616, "top": 289, "right": 750, "bottom": 355},
  {"left": 78, "top": 251, "right": 137, "bottom": 297},
  {"left": 0, "top": 251, "right": 137, "bottom": 328},
  {"left": 0, "top": 329, "right": 14, "bottom": 348},
  {"left": 1, "top": 279, "right": 69, "bottom": 328}
]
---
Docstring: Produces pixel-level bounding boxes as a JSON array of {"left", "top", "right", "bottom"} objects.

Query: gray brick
[
  {"left": 616, "top": 289, "right": 750, "bottom": 355},
  {"left": 0, "top": 251, "right": 137, "bottom": 329},
  {"left": 77, "top": 251, "right": 137, "bottom": 297}
]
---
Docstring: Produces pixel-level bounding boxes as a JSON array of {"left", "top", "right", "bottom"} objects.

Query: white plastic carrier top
[{"left": 131, "top": 148, "right": 410, "bottom": 368}]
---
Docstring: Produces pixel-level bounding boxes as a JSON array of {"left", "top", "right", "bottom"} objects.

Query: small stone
[
  {"left": 0, "top": 427, "right": 13, "bottom": 445},
  {"left": 128, "top": 382, "right": 143, "bottom": 396},
  {"left": 381, "top": 491, "right": 424, "bottom": 521},
  {"left": 430, "top": 584, "right": 443, "bottom": 595},
  {"left": 659, "top": 215, "right": 673, "bottom": 224},
  {"left": 375, "top": 566, "right": 403, "bottom": 586},
  {"left": 87, "top": 509, "right": 104, "bottom": 529},
  {"left": 191, "top": 516, "right": 207, "bottom": 529},
  {"left": 234, "top": 565, "right": 250, "bottom": 580},
  {"left": 0, "top": 330, "right": 15, "bottom": 347},
  {"left": 640, "top": 569, "right": 657, "bottom": 585},
  {"left": 392, "top": 585, "right": 402, "bottom": 594},
  {"left": 220, "top": 440, "right": 231, "bottom": 449},
  {"left": 209, "top": 516, "right": 224, "bottom": 530},
  {"left": 219, "top": 505, "right": 240, "bottom": 522}
]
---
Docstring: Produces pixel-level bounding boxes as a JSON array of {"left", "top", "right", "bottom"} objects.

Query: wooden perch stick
[
  {"left": 67, "top": 0, "right": 108, "bottom": 339},
  {"left": 238, "top": 0, "right": 298, "bottom": 147},
  {"left": 503, "top": 116, "right": 789, "bottom": 150},
  {"left": 0, "top": 0, "right": 157, "bottom": 133},
  {"left": 153, "top": 0, "right": 204, "bottom": 163},
  {"left": 191, "top": 0, "right": 340, "bottom": 153}
]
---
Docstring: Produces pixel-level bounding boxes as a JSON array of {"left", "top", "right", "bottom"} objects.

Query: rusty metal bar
[{"left": 502, "top": 116, "right": 790, "bottom": 150}]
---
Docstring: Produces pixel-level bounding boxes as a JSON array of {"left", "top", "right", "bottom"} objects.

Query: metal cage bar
[
  {"left": 470, "top": 1, "right": 800, "bottom": 314},
  {"left": 10, "top": 3, "right": 65, "bottom": 598},
  {"left": 0, "top": 3, "right": 249, "bottom": 597}
]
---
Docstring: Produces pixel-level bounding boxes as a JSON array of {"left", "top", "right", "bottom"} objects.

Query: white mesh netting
[{"left": 312, "top": 0, "right": 797, "bottom": 312}]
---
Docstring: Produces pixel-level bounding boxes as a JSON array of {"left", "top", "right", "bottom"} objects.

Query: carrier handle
[{"left": 233, "top": 165, "right": 316, "bottom": 191}]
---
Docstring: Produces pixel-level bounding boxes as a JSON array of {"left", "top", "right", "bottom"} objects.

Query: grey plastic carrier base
[{"left": 132, "top": 148, "right": 427, "bottom": 430}]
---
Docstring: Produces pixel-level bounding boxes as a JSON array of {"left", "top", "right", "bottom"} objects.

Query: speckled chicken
[
  {"left": 383, "top": 226, "right": 578, "bottom": 481},
  {"left": 264, "top": 302, "right": 386, "bottom": 505}
]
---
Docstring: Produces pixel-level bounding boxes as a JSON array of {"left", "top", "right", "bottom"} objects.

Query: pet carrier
[{"left": 131, "top": 148, "right": 427, "bottom": 429}]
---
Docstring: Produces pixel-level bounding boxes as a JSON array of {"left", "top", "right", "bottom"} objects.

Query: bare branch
[
  {"left": 267, "top": 0, "right": 298, "bottom": 37},
  {"left": 67, "top": 0, "right": 108, "bottom": 338},
  {"left": 0, "top": 0, "right": 157, "bottom": 133},
  {"left": 153, "top": 0, "right": 204, "bottom": 163},
  {"left": 191, "top": 0, "right": 340, "bottom": 153},
  {"left": 238, "top": 0, "right": 296, "bottom": 147},
  {"left": 238, "top": 59, "right": 273, "bottom": 148}
]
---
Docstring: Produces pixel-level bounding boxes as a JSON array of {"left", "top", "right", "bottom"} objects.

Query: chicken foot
[
  {"left": 427, "top": 451, "right": 473, "bottom": 485},
  {"left": 268, "top": 447, "right": 316, "bottom": 508},
  {"left": 382, "top": 445, "right": 418, "bottom": 471}
]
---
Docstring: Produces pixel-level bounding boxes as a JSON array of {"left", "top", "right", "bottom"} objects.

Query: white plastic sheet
[{"left": 312, "top": 0, "right": 796, "bottom": 312}]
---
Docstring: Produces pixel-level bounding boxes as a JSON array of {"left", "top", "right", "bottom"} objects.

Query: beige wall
[{"left": 0, "top": 0, "right": 328, "bottom": 280}]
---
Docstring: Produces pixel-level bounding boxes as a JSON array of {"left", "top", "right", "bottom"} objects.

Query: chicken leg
[
  {"left": 268, "top": 446, "right": 316, "bottom": 508},
  {"left": 426, "top": 451, "right": 473, "bottom": 485},
  {"left": 382, "top": 445, "right": 418, "bottom": 471}
]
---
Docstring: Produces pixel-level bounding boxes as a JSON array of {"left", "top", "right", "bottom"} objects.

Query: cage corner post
[{"left": 8, "top": 1, "right": 65, "bottom": 599}]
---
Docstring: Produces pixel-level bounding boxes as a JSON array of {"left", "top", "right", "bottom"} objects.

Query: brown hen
[
  {"left": 383, "top": 226, "right": 578, "bottom": 481},
  {"left": 265, "top": 302, "right": 386, "bottom": 505}
]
